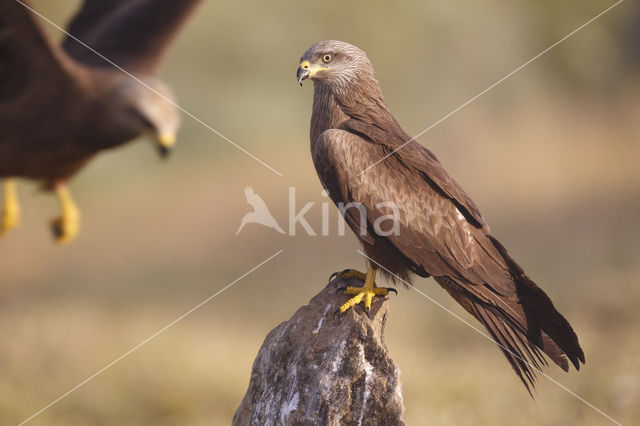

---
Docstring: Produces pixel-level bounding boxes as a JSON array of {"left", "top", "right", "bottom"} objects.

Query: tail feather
[
  {"left": 541, "top": 331, "right": 569, "bottom": 371},
  {"left": 488, "top": 235, "right": 585, "bottom": 370},
  {"left": 471, "top": 300, "right": 541, "bottom": 394},
  {"left": 435, "top": 237, "right": 584, "bottom": 393}
]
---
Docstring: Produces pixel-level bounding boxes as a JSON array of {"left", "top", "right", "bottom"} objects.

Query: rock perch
[{"left": 233, "top": 277, "right": 405, "bottom": 425}]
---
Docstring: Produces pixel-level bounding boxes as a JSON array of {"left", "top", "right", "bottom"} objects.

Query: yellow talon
[
  {"left": 329, "top": 268, "right": 366, "bottom": 284},
  {"left": 337, "top": 268, "right": 368, "bottom": 281},
  {"left": 337, "top": 267, "right": 395, "bottom": 315},
  {"left": 1, "top": 178, "right": 20, "bottom": 236},
  {"left": 50, "top": 184, "right": 80, "bottom": 244}
]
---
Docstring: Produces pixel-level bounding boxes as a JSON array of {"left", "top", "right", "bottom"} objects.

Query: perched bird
[
  {"left": 236, "top": 186, "right": 285, "bottom": 235},
  {"left": 297, "top": 40, "right": 584, "bottom": 392},
  {"left": 0, "top": 0, "right": 203, "bottom": 243}
]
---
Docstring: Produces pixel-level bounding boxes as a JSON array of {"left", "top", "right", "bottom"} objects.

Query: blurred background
[{"left": 1, "top": 0, "right": 639, "bottom": 424}]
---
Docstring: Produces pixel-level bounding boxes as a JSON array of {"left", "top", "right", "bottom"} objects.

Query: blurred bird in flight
[{"left": 0, "top": 0, "right": 203, "bottom": 243}]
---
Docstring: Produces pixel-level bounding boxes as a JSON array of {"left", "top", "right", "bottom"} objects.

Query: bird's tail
[{"left": 437, "top": 236, "right": 585, "bottom": 394}]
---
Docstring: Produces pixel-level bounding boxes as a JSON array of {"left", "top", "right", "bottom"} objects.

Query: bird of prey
[
  {"left": 0, "top": 0, "right": 203, "bottom": 243},
  {"left": 236, "top": 186, "right": 285, "bottom": 235},
  {"left": 296, "top": 40, "right": 584, "bottom": 392}
]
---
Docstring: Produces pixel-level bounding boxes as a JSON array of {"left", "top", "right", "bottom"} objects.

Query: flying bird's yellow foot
[
  {"left": 334, "top": 267, "right": 396, "bottom": 318},
  {"left": 50, "top": 216, "right": 80, "bottom": 244},
  {"left": 1, "top": 179, "right": 21, "bottom": 236},
  {"left": 49, "top": 184, "right": 80, "bottom": 244}
]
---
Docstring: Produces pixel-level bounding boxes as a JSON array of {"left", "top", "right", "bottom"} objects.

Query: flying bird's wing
[
  {"left": 0, "top": 0, "right": 73, "bottom": 102},
  {"left": 62, "top": 0, "right": 203, "bottom": 74},
  {"left": 313, "top": 127, "right": 583, "bottom": 392}
]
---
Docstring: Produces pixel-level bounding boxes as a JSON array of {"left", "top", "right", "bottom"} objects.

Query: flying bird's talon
[
  {"left": 50, "top": 215, "right": 79, "bottom": 245},
  {"left": 387, "top": 288, "right": 398, "bottom": 295},
  {"left": 329, "top": 271, "right": 339, "bottom": 282},
  {"left": 1, "top": 179, "right": 20, "bottom": 236},
  {"left": 336, "top": 286, "right": 347, "bottom": 293},
  {"left": 50, "top": 218, "right": 64, "bottom": 239},
  {"left": 50, "top": 184, "right": 80, "bottom": 245}
]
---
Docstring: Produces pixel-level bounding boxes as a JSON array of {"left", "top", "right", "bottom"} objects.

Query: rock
[{"left": 233, "top": 277, "right": 405, "bottom": 426}]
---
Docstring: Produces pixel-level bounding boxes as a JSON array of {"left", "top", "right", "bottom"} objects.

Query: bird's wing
[
  {"left": 315, "top": 127, "right": 497, "bottom": 283},
  {"left": 340, "top": 119, "right": 489, "bottom": 232},
  {"left": 0, "top": 0, "right": 74, "bottom": 101},
  {"left": 62, "top": 0, "right": 203, "bottom": 74},
  {"left": 316, "top": 127, "right": 583, "bottom": 390}
]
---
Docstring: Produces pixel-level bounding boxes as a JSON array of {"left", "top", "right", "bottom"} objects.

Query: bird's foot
[
  {"left": 50, "top": 185, "right": 80, "bottom": 244},
  {"left": 50, "top": 215, "right": 79, "bottom": 244},
  {"left": 334, "top": 267, "right": 396, "bottom": 318},
  {"left": 329, "top": 268, "right": 368, "bottom": 282},
  {"left": 1, "top": 179, "right": 20, "bottom": 236},
  {"left": 1, "top": 206, "right": 20, "bottom": 236}
]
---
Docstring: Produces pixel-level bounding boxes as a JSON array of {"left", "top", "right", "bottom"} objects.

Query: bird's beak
[
  {"left": 296, "top": 60, "right": 329, "bottom": 86},
  {"left": 156, "top": 132, "right": 176, "bottom": 159},
  {"left": 297, "top": 61, "right": 310, "bottom": 86}
]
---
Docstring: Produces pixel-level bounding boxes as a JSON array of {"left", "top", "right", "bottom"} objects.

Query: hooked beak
[
  {"left": 297, "top": 61, "right": 310, "bottom": 86},
  {"left": 296, "top": 60, "right": 329, "bottom": 86},
  {"left": 156, "top": 132, "right": 176, "bottom": 159}
]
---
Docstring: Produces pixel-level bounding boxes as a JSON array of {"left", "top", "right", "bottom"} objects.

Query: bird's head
[
  {"left": 111, "top": 78, "right": 181, "bottom": 158},
  {"left": 297, "top": 40, "right": 375, "bottom": 92}
]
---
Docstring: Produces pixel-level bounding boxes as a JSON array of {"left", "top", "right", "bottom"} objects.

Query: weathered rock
[{"left": 233, "top": 277, "right": 405, "bottom": 426}]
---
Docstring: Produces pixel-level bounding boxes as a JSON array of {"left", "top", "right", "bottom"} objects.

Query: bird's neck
[
  {"left": 310, "top": 78, "right": 395, "bottom": 143},
  {"left": 310, "top": 84, "right": 349, "bottom": 142}
]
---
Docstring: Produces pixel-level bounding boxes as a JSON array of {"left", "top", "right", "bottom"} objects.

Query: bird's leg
[
  {"left": 50, "top": 184, "right": 80, "bottom": 244},
  {"left": 329, "top": 268, "right": 368, "bottom": 282},
  {"left": 335, "top": 266, "right": 397, "bottom": 316},
  {"left": 1, "top": 178, "right": 20, "bottom": 236}
]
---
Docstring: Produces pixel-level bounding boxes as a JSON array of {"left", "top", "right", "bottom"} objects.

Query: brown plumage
[
  {"left": 297, "top": 40, "right": 584, "bottom": 393},
  {"left": 0, "top": 0, "right": 202, "bottom": 242}
]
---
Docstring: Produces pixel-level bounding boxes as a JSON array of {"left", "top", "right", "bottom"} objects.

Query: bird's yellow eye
[{"left": 323, "top": 54, "right": 332, "bottom": 63}]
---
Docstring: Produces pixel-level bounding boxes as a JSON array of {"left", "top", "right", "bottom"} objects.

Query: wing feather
[
  {"left": 340, "top": 119, "right": 489, "bottom": 232},
  {"left": 63, "top": 0, "right": 203, "bottom": 74},
  {"left": 0, "top": 0, "right": 73, "bottom": 101}
]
